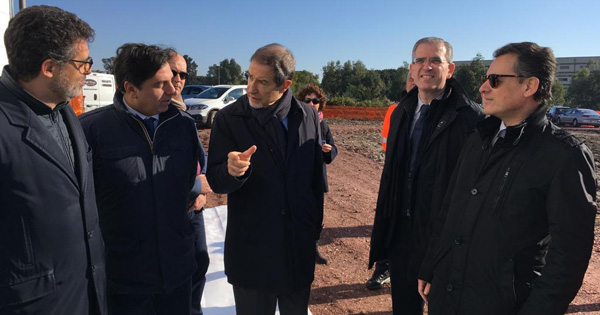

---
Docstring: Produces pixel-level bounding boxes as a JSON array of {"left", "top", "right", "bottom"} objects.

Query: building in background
[{"left": 454, "top": 56, "right": 600, "bottom": 90}]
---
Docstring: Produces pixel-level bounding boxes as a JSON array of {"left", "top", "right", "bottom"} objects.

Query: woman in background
[{"left": 298, "top": 84, "right": 338, "bottom": 265}]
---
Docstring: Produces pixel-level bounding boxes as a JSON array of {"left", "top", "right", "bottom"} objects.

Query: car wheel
[
  {"left": 573, "top": 119, "right": 579, "bottom": 127},
  {"left": 556, "top": 118, "right": 561, "bottom": 125},
  {"left": 206, "top": 110, "right": 217, "bottom": 128}
]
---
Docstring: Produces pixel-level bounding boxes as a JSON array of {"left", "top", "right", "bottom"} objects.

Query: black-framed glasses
[
  {"left": 172, "top": 69, "right": 188, "bottom": 80},
  {"left": 304, "top": 98, "right": 320, "bottom": 104},
  {"left": 412, "top": 56, "right": 445, "bottom": 66},
  {"left": 69, "top": 57, "right": 93, "bottom": 73},
  {"left": 481, "top": 74, "right": 525, "bottom": 88}
]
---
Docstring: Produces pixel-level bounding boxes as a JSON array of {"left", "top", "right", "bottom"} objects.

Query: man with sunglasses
[
  {"left": 79, "top": 44, "right": 202, "bottom": 315},
  {"left": 167, "top": 49, "right": 211, "bottom": 315},
  {"left": 206, "top": 43, "right": 323, "bottom": 315},
  {"left": 418, "top": 42, "right": 596, "bottom": 315},
  {"left": 0, "top": 6, "right": 107, "bottom": 315},
  {"left": 369, "top": 37, "right": 481, "bottom": 314}
]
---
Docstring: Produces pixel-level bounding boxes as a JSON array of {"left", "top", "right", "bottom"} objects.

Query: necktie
[
  {"left": 409, "top": 105, "right": 430, "bottom": 170},
  {"left": 492, "top": 129, "right": 506, "bottom": 147},
  {"left": 143, "top": 117, "right": 156, "bottom": 138}
]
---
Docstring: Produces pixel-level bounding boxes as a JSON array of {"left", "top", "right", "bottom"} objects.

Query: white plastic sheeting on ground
[{"left": 201, "top": 205, "right": 312, "bottom": 315}]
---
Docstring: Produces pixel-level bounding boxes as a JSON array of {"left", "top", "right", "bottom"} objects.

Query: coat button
[
  {"left": 446, "top": 284, "right": 454, "bottom": 292},
  {"left": 91, "top": 265, "right": 96, "bottom": 273},
  {"left": 471, "top": 188, "right": 478, "bottom": 195},
  {"left": 88, "top": 231, "right": 93, "bottom": 239},
  {"left": 454, "top": 238, "right": 462, "bottom": 245},
  {"left": 482, "top": 144, "right": 489, "bottom": 150},
  {"left": 281, "top": 208, "right": 286, "bottom": 215}
]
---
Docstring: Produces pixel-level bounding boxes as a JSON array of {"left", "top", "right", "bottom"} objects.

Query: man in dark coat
[
  {"left": 79, "top": 44, "right": 200, "bottom": 315},
  {"left": 0, "top": 6, "right": 106, "bottom": 315},
  {"left": 369, "top": 37, "right": 481, "bottom": 314},
  {"left": 206, "top": 43, "right": 324, "bottom": 315},
  {"left": 418, "top": 42, "right": 597, "bottom": 315}
]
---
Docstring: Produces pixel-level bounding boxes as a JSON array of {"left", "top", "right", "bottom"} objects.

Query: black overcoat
[
  {"left": 0, "top": 69, "right": 106, "bottom": 314},
  {"left": 369, "top": 78, "right": 482, "bottom": 274},
  {"left": 420, "top": 107, "right": 597, "bottom": 315},
  {"left": 206, "top": 94, "right": 324, "bottom": 294}
]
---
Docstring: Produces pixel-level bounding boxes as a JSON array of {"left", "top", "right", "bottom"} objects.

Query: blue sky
[{"left": 16, "top": 0, "right": 600, "bottom": 80}]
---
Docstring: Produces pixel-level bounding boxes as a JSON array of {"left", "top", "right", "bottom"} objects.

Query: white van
[{"left": 83, "top": 72, "right": 116, "bottom": 112}]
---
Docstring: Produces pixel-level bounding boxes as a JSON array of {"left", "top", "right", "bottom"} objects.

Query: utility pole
[{"left": 19, "top": 0, "right": 25, "bottom": 10}]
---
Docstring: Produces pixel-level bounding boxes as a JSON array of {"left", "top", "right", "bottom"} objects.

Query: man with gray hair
[
  {"left": 206, "top": 43, "right": 323, "bottom": 314},
  {"left": 369, "top": 37, "right": 481, "bottom": 314}
]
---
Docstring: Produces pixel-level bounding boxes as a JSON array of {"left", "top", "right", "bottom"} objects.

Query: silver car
[{"left": 556, "top": 108, "right": 600, "bottom": 127}]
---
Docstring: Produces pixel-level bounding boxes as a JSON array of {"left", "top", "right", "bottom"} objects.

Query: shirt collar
[{"left": 122, "top": 98, "right": 159, "bottom": 121}]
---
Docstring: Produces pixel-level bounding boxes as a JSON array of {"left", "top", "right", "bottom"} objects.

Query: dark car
[
  {"left": 547, "top": 106, "right": 569, "bottom": 123},
  {"left": 181, "top": 85, "right": 211, "bottom": 100},
  {"left": 556, "top": 108, "right": 600, "bottom": 127}
]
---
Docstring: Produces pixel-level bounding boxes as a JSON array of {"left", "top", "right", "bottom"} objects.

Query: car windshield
[{"left": 196, "top": 87, "right": 230, "bottom": 99}]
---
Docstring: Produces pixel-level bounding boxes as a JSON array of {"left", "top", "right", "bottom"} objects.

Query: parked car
[
  {"left": 547, "top": 106, "right": 569, "bottom": 123},
  {"left": 185, "top": 85, "right": 247, "bottom": 128},
  {"left": 555, "top": 108, "right": 600, "bottom": 127},
  {"left": 181, "top": 85, "right": 211, "bottom": 100}
]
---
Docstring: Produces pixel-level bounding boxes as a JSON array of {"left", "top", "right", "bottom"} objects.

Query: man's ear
[
  {"left": 523, "top": 77, "right": 540, "bottom": 98},
  {"left": 282, "top": 79, "right": 292, "bottom": 91},
  {"left": 40, "top": 59, "right": 58, "bottom": 79},
  {"left": 123, "top": 81, "right": 138, "bottom": 98}
]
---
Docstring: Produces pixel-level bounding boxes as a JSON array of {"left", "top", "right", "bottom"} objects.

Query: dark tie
[
  {"left": 492, "top": 129, "right": 506, "bottom": 147},
  {"left": 409, "top": 105, "right": 430, "bottom": 170},
  {"left": 143, "top": 117, "right": 156, "bottom": 137}
]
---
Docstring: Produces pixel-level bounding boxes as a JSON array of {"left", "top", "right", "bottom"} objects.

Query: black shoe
[
  {"left": 315, "top": 247, "right": 328, "bottom": 265},
  {"left": 366, "top": 269, "right": 390, "bottom": 290}
]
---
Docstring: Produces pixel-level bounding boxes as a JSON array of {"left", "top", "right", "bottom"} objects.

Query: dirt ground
[{"left": 200, "top": 120, "right": 600, "bottom": 315}]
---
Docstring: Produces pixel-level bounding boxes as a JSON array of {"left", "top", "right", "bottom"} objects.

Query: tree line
[{"left": 101, "top": 56, "right": 600, "bottom": 109}]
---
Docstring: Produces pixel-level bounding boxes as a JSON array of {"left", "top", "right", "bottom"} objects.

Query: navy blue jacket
[
  {"left": 0, "top": 68, "right": 106, "bottom": 314},
  {"left": 207, "top": 94, "right": 324, "bottom": 294},
  {"left": 80, "top": 92, "right": 199, "bottom": 294}
]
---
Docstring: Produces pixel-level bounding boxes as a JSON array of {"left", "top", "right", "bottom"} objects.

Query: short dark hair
[
  {"left": 494, "top": 42, "right": 556, "bottom": 105},
  {"left": 113, "top": 43, "right": 169, "bottom": 93},
  {"left": 250, "top": 43, "right": 295, "bottom": 87},
  {"left": 412, "top": 37, "right": 453, "bottom": 62},
  {"left": 4, "top": 5, "right": 94, "bottom": 81},
  {"left": 297, "top": 84, "right": 327, "bottom": 111}
]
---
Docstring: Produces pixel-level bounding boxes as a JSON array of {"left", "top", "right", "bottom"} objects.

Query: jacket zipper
[
  {"left": 134, "top": 114, "right": 179, "bottom": 155},
  {"left": 492, "top": 167, "right": 511, "bottom": 214}
]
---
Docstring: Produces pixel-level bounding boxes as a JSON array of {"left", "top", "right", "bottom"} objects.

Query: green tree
[
  {"left": 181, "top": 55, "right": 200, "bottom": 85},
  {"left": 321, "top": 60, "right": 385, "bottom": 101},
  {"left": 567, "top": 61, "right": 600, "bottom": 109},
  {"left": 453, "top": 53, "right": 486, "bottom": 103},
  {"left": 321, "top": 61, "right": 343, "bottom": 96},
  {"left": 291, "top": 70, "right": 319, "bottom": 97},
  {"left": 377, "top": 67, "right": 410, "bottom": 102},
  {"left": 551, "top": 80, "right": 566, "bottom": 106},
  {"left": 207, "top": 58, "right": 244, "bottom": 85},
  {"left": 102, "top": 57, "right": 115, "bottom": 74}
]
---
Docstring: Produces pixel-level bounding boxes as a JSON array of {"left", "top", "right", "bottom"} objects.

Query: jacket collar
[{"left": 477, "top": 103, "right": 548, "bottom": 146}]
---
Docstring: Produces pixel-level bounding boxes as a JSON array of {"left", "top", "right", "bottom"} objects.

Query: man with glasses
[
  {"left": 418, "top": 42, "right": 596, "bottom": 315},
  {"left": 80, "top": 44, "right": 201, "bottom": 315},
  {"left": 369, "top": 37, "right": 481, "bottom": 314},
  {"left": 206, "top": 43, "right": 323, "bottom": 315},
  {"left": 0, "top": 6, "right": 106, "bottom": 315}
]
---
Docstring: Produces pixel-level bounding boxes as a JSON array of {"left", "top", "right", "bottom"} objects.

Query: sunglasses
[
  {"left": 304, "top": 98, "right": 320, "bottom": 104},
  {"left": 69, "top": 57, "right": 93, "bottom": 73},
  {"left": 172, "top": 69, "right": 188, "bottom": 80},
  {"left": 412, "top": 57, "right": 445, "bottom": 65},
  {"left": 481, "top": 74, "right": 525, "bottom": 88}
]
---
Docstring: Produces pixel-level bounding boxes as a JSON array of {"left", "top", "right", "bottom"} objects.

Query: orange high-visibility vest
[
  {"left": 381, "top": 104, "right": 397, "bottom": 152},
  {"left": 69, "top": 92, "right": 85, "bottom": 116}
]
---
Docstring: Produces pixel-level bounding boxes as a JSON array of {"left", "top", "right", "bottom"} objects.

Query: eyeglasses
[
  {"left": 69, "top": 57, "right": 93, "bottom": 73},
  {"left": 172, "top": 69, "right": 188, "bottom": 80},
  {"left": 412, "top": 57, "right": 445, "bottom": 66},
  {"left": 481, "top": 74, "right": 525, "bottom": 88},
  {"left": 304, "top": 98, "right": 320, "bottom": 104}
]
